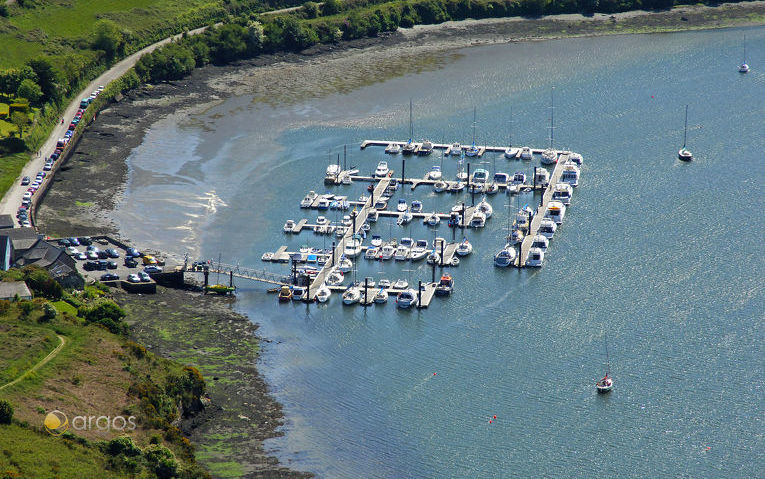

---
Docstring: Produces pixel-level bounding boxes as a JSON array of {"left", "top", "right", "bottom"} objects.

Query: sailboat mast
[
  {"left": 549, "top": 88, "right": 555, "bottom": 149},
  {"left": 409, "top": 98, "right": 413, "bottom": 142},
  {"left": 683, "top": 105, "right": 688, "bottom": 149},
  {"left": 605, "top": 337, "right": 610, "bottom": 375},
  {"left": 472, "top": 106, "right": 477, "bottom": 146}
]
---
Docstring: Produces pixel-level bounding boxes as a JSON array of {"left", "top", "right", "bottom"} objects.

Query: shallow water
[{"left": 115, "top": 27, "right": 764, "bottom": 477}]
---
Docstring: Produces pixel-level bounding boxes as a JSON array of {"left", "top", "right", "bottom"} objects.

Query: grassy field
[
  {"left": 0, "top": 321, "right": 59, "bottom": 385},
  {"left": 0, "top": 423, "right": 123, "bottom": 478}
]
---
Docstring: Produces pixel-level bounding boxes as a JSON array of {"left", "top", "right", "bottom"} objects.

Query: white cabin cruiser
[
  {"left": 433, "top": 181, "right": 447, "bottom": 193},
  {"left": 411, "top": 200, "right": 423, "bottom": 213},
  {"left": 394, "top": 245, "right": 410, "bottom": 261},
  {"left": 410, "top": 241, "right": 428, "bottom": 261},
  {"left": 385, "top": 143, "right": 401, "bottom": 154},
  {"left": 316, "top": 286, "right": 331, "bottom": 303},
  {"left": 538, "top": 217, "right": 557, "bottom": 239},
  {"left": 568, "top": 152, "right": 583, "bottom": 165},
  {"left": 519, "top": 147, "right": 532, "bottom": 160},
  {"left": 396, "top": 199, "right": 408, "bottom": 212},
  {"left": 551, "top": 183, "right": 573, "bottom": 206},
  {"left": 531, "top": 234, "right": 549, "bottom": 251},
  {"left": 342, "top": 286, "right": 361, "bottom": 305},
  {"left": 396, "top": 289, "right": 417, "bottom": 308},
  {"left": 449, "top": 143, "right": 462, "bottom": 155},
  {"left": 364, "top": 247, "right": 379, "bottom": 259},
  {"left": 393, "top": 279, "right": 409, "bottom": 289},
  {"left": 326, "top": 164, "right": 342, "bottom": 182},
  {"left": 397, "top": 210, "right": 413, "bottom": 226},
  {"left": 379, "top": 244, "right": 396, "bottom": 260},
  {"left": 300, "top": 191, "right": 317, "bottom": 208},
  {"left": 494, "top": 172, "right": 509, "bottom": 185},
  {"left": 428, "top": 165, "right": 442, "bottom": 180},
  {"left": 367, "top": 209, "right": 378, "bottom": 222},
  {"left": 317, "top": 197, "right": 330, "bottom": 210},
  {"left": 456, "top": 238, "right": 473, "bottom": 256},
  {"left": 337, "top": 256, "right": 353, "bottom": 272},
  {"left": 560, "top": 163, "right": 580, "bottom": 187},
  {"left": 526, "top": 247, "right": 545, "bottom": 267},
  {"left": 283, "top": 220, "right": 296, "bottom": 233},
  {"left": 545, "top": 201, "right": 566, "bottom": 224},
  {"left": 534, "top": 167, "right": 550, "bottom": 187},
  {"left": 375, "top": 161, "right": 390, "bottom": 177},
  {"left": 373, "top": 289, "right": 388, "bottom": 304},
  {"left": 425, "top": 213, "right": 440, "bottom": 226},
  {"left": 511, "top": 172, "right": 526, "bottom": 185},
  {"left": 400, "top": 237, "right": 414, "bottom": 248},
  {"left": 470, "top": 211, "right": 486, "bottom": 228},
  {"left": 494, "top": 244, "right": 517, "bottom": 267},
  {"left": 326, "top": 269, "right": 344, "bottom": 285},
  {"left": 419, "top": 140, "right": 434, "bottom": 155},
  {"left": 371, "top": 235, "right": 383, "bottom": 247},
  {"left": 447, "top": 182, "right": 465, "bottom": 193},
  {"left": 504, "top": 146, "right": 519, "bottom": 159}
]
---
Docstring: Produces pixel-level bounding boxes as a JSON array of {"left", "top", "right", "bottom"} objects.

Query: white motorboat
[
  {"left": 426, "top": 250, "right": 440, "bottom": 264},
  {"left": 361, "top": 277, "right": 376, "bottom": 288},
  {"left": 375, "top": 161, "right": 390, "bottom": 177},
  {"left": 394, "top": 245, "right": 410, "bottom": 261},
  {"left": 468, "top": 182, "right": 484, "bottom": 194},
  {"left": 504, "top": 147, "right": 519, "bottom": 159},
  {"left": 678, "top": 105, "right": 693, "bottom": 162},
  {"left": 373, "top": 289, "right": 388, "bottom": 304},
  {"left": 396, "top": 199, "right": 408, "bottom": 212},
  {"left": 433, "top": 181, "right": 447, "bottom": 193},
  {"left": 316, "top": 215, "right": 328, "bottom": 225},
  {"left": 374, "top": 198, "right": 388, "bottom": 210},
  {"left": 534, "top": 167, "right": 550, "bottom": 187},
  {"left": 326, "top": 164, "right": 341, "bottom": 182},
  {"left": 335, "top": 227, "right": 346, "bottom": 237},
  {"left": 514, "top": 211, "right": 529, "bottom": 232},
  {"left": 396, "top": 289, "right": 417, "bottom": 308},
  {"left": 507, "top": 228, "right": 524, "bottom": 244},
  {"left": 470, "top": 211, "right": 486, "bottom": 228},
  {"left": 485, "top": 183, "right": 499, "bottom": 195},
  {"left": 494, "top": 173, "right": 509, "bottom": 186},
  {"left": 519, "top": 147, "right": 532, "bottom": 160},
  {"left": 434, "top": 273, "right": 454, "bottom": 296},
  {"left": 472, "top": 169, "right": 489, "bottom": 184},
  {"left": 551, "top": 183, "right": 573, "bottom": 205},
  {"left": 477, "top": 198, "right": 493, "bottom": 218},
  {"left": 451, "top": 204, "right": 464, "bottom": 214},
  {"left": 341, "top": 174, "right": 352, "bottom": 185},
  {"left": 367, "top": 209, "right": 378, "bottom": 222},
  {"left": 494, "top": 244, "right": 517, "bottom": 267},
  {"left": 456, "top": 170, "right": 468, "bottom": 181},
  {"left": 456, "top": 238, "right": 473, "bottom": 256},
  {"left": 402, "top": 141, "right": 417, "bottom": 155},
  {"left": 409, "top": 244, "right": 428, "bottom": 261},
  {"left": 326, "top": 270, "right": 344, "bottom": 285},
  {"left": 393, "top": 279, "right": 409, "bottom": 289},
  {"left": 378, "top": 279, "right": 391, "bottom": 289},
  {"left": 428, "top": 165, "right": 442, "bottom": 180},
  {"left": 545, "top": 201, "right": 566, "bottom": 224},
  {"left": 531, "top": 234, "right": 549, "bottom": 251},
  {"left": 364, "top": 247, "right": 379, "bottom": 259},
  {"left": 291, "top": 287, "right": 306, "bottom": 301},
  {"left": 539, "top": 217, "right": 557, "bottom": 239},
  {"left": 317, "top": 197, "right": 330, "bottom": 210},
  {"left": 300, "top": 191, "right": 317, "bottom": 208},
  {"left": 447, "top": 182, "right": 465, "bottom": 193},
  {"left": 397, "top": 210, "right": 413, "bottom": 226},
  {"left": 561, "top": 163, "right": 580, "bottom": 187},
  {"left": 337, "top": 256, "right": 353, "bottom": 272},
  {"left": 261, "top": 252, "right": 274, "bottom": 261},
  {"left": 425, "top": 213, "right": 440, "bottom": 226},
  {"left": 526, "top": 247, "right": 545, "bottom": 267},
  {"left": 342, "top": 286, "right": 361, "bottom": 305},
  {"left": 449, "top": 143, "right": 462, "bottom": 155},
  {"left": 283, "top": 220, "right": 295, "bottom": 233},
  {"left": 371, "top": 235, "right": 383, "bottom": 247},
  {"left": 465, "top": 144, "right": 479, "bottom": 157},
  {"left": 507, "top": 184, "right": 521, "bottom": 195},
  {"left": 419, "top": 140, "right": 434, "bottom": 156},
  {"left": 400, "top": 237, "right": 414, "bottom": 247},
  {"left": 567, "top": 152, "right": 583, "bottom": 165},
  {"left": 410, "top": 200, "right": 423, "bottom": 213},
  {"left": 316, "top": 286, "right": 331, "bottom": 303},
  {"left": 343, "top": 242, "right": 362, "bottom": 258},
  {"left": 341, "top": 215, "right": 352, "bottom": 227},
  {"left": 541, "top": 149, "right": 558, "bottom": 165},
  {"left": 511, "top": 172, "right": 526, "bottom": 185},
  {"left": 385, "top": 143, "right": 401, "bottom": 154},
  {"left": 380, "top": 244, "right": 395, "bottom": 260}
]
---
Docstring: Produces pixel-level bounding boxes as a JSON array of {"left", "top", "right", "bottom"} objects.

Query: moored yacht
[
  {"left": 410, "top": 241, "right": 429, "bottom": 261},
  {"left": 394, "top": 245, "right": 410, "bottom": 261},
  {"left": 374, "top": 198, "right": 388, "bottom": 210},
  {"left": 367, "top": 209, "right": 378, "bottom": 222},
  {"left": 373, "top": 289, "right": 388, "bottom": 304},
  {"left": 494, "top": 244, "right": 517, "bottom": 267},
  {"left": 375, "top": 161, "right": 390, "bottom": 177},
  {"left": 560, "top": 162, "right": 580, "bottom": 187},
  {"left": 342, "top": 286, "right": 361, "bottom": 305},
  {"left": 493, "top": 172, "right": 510, "bottom": 185},
  {"left": 568, "top": 152, "right": 583, "bottom": 165},
  {"left": 371, "top": 235, "right": 383, "bottom": 247},
  {"left": 531, "top": 234, "right": 549, "bottom": 251},
  {"left": 447, "top": 181, "right": 465, "bottom": 193},
  {"left": 472, "top": 169, "right": 489, "bottom": 184},
  {"left": 396, "top": 199, "right": 408, "bottom": 212},
  {"left": 379, "top": 243, "right": 396, "bottom": 260},
  {"left": 507, "top": 228, "right": 524, "bottom": 244},
  {"left": 300, "top": 191, "right": 317, "bottom": 208},
  {"left": 449, "top": 143, "right": 462, "bottom": 155},
  {"left": 393, "top": 279, "right": 409, "bottom": 289},
  {"left": 316, "top": 285, "right": 331, "bottom": 303},
  {"left": 326, "top": 269, "right": 344, "bottom": 285},
  {"left": 519, "top": 147, "right": 532, "bottom": 160},
  {"left": 538, "top": 217, "right": 557, "bottom": 239},
  {"left": 385, "top": 143, "right": 401, "bottom": 154},
  {"left": 525, "top": 247, "right": 545, "bottom": 267},
  {"left": 291, "top": 287, "right": 306, "bottom": 301},
  {"left": 534, "top": 167, "right": 550, "bottom": 187},
  {"left": 411, "top": 200, "right": 423, "bottom": 213},
  {"left": 337, "top": 256, "right": 353, "bottom": 272},
  {"left": 317, "top": 197, "right": 330, "bottom": 210},
  {"left": 433, "top": 181, "right": 447, "bottom": 193},
  {"left": 545, "top": 200, "right": 566, "bottom": 224},
  {"left": 402, "top": 140, "right": 417, "bottom": 155},
  {"left": 470, "top": 211, "right": 486, "bottom": 228},
  {"left": 465, "top": 144, "right": 479, "bottom": 157},
  {"left": 456, "top": 238, "right": 473, "bottom": 256},
  {"left": 283, "top": 220, "right": 296, "bottom": 233},
  {"left": 551, "top": 183, "right": 573, "bottom": 206},
  {"left": 364, "top": 247, "right": 379, "bottom": 260},
  {"left": 477, "top": 198, "right": 493, "bottom": 218},
  {"left": 419, "top": 140, "right": 434, "bottom": 155},
  {"left": 326, "top": 164, "right": 342, "bottom": 182},
  {"left": 541, "top": 149, "right": 558, "bottom": 165},
  {"left": 428, "top": 165, "right": 442, "bottom": 180},
  {"left": 434, "top": 273, "right": 454, "bottom": 296},
  {"left": 397, "top": 210, "right": 413, "bottom": 226},
  {"left": 504, "top": 146, "right": 519, "bottom": 159},
  {"left": 396, "top": 289, "right": 417, "bottom": 308},
  {"left": 511, "top": 172, "right": 526, "bottom": 185},
  {"left": 425, "top": 212, "right": 441, "bottom": 226}
]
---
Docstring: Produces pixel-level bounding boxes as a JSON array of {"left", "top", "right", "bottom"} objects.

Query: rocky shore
[{"left": 33, "top": 4, "right": 763, "bottom": 477}]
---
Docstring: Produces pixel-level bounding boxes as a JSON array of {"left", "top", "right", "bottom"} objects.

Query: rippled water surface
[{"left": 115, "top": 27, "right": 764, "bottom": 477}]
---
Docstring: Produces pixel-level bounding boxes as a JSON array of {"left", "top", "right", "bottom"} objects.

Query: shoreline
[{"left": 34, "top": 5, "right": 764, "bottom": 477}]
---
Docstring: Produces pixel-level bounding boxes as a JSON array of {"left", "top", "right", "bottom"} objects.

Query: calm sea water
[{"left": 115, "top": 27, "right": 764, "bottom": 477}]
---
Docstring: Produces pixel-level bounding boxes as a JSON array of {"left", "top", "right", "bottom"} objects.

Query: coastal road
[{"left": 0, "top": 24, "right": 213, "bottom": 227}]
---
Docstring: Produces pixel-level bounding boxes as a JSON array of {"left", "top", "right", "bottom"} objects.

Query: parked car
[
  {"left": 83, "top": 261, "right": 99, "bottom": 271},
  {"left": 78, "top": 237, "right": 92, "bottom": 246},
  {"left": 100, "top": 273, "right": 119, "bottom": 281},
  {"left": 127, "top": 274, "right": 141, "bottom": 283},
  {"left": 144, "top": 265, "right": 162, "bottom": 274},
  {"left": 65, "top": 246, "right": 80, "bottom": 255},
  {"left": 58, "top": 238, "right": 72, "bottom": 247},
  {"left": 96, "top": 260, "right": 109, "bottom": 270},
  {"left": 107, "top": 261, "right": 118, "bottom": 270},
  {"left": 97, "top": 251, "right": 109, "bottom": 259},
  {"left": 106, "top": 248, "right": 119, "bottom": 258},
  {"left": 22, "top": 192, "right": 31, "bottom": 200},
  {"left": 138, "top": 272, "right": 151, "bottom": 282},
  {"left": 142, "top": 255, "right": 157, "bottom": 265},
  {"left": 86, "top": 251, "right": 98, "bottom": 260},
  {"left": 126, "top": 247, "right": 141, "bottom": 257},
  {"left": 43, "top": 164, "right": 52, "bottom": 171},
  {"left": 21, "top": 220, "right": 31, "bottom": 227},
  {"left": 75, "top": 252, "right": 87, "bottom": 260},
  {"left": 124, "top": 257, "right": 138, "bottom": 268},
  {"left": 86, "top": 245, "right": 98, "bottom": 252},
  {"left": 20, "top": 176, "right": 30, "bottom": 185},
  {"left": 67, "top": 237, "right": 80, "bottom": 246}
]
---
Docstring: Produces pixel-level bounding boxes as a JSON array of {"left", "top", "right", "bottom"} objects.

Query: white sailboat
[
  {"left": 465, "top": 106, "right": 480, "bottom": 157},
  {"left": 596, "top": 336, "right": 614, "bottom": 393},
  {"left": 739, "top": 35, "right": 750, "bottom": 73},
  {"left": 678, "top": 105, "right": 693, "bottom": 162}
]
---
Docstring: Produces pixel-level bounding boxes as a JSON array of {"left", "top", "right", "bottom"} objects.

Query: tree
[
  {"left": 10, "top": 111, "right": 30, "bottom": 138},
  {"left": 26, "top": 57, "right": 61, "bottom": 104},
  {"left": 303, "top": 1, "right": 319, "bottom": 18},
  {"left": 92, "top": 19, "right": 123, "bottom": 58},
  {"left": 16, "top": 79, "right": 42, "bottom": 105},
  {"left": 323, "top": 0, "right": 342, "bottom": 15},
  {"left": 0, "top": 399, "right": 13, "bottom": 424},
  {"left": 144, "top": 444, "right": 178, "bottom": 479}
]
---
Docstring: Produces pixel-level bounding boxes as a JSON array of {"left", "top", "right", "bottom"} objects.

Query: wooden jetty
[
  {"left": 361, "top": 140, "right": 564, "bottom": 158},
  {"left": 328, "top": 282, "right": 438, "bottom": 308},
  {"left": 517, "top": 153, "right": 569, "bottom": 267}
]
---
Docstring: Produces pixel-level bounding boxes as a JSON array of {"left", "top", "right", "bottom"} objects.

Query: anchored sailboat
[
  {"left": 596, "top": 336, "right": 613, "bottom": 394},
  {"left": 678, "top": 105, "right": 693, "bottom": 161}
]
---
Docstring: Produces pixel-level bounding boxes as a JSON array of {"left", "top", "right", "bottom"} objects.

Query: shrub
[
  {"left": 0, "top": 400, "right": 13, "bottom": 424},
  {"left": 106, "top": 436, "right": 142, "bottom": 457},
  {"left": 144, "top": 444, "right": 178, "bottom": 479},
  {"left": 40, "top": 303, "right": 57, "bottom": 322}
]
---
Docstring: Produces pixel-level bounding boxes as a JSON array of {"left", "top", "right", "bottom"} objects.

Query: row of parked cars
[
  {"left": 57, "top": 236, "right": 164, "bottom": 282},
  {"left": 17, "top": 86, "right": 105, "bottom": 227}
]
